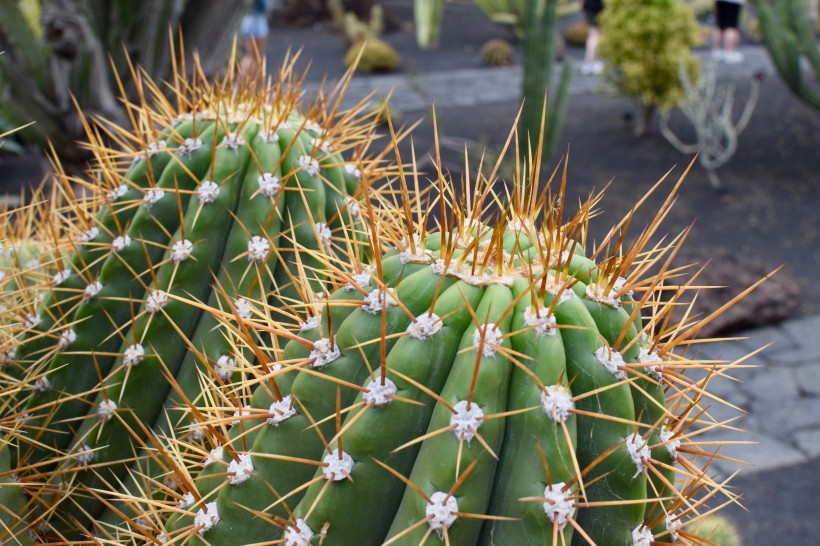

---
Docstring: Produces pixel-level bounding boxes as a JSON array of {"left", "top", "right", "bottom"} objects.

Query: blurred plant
[
  {"left": 414, "top": 0, "right": 444, "bottom": 49},
  {"left": 598, "top": 0, "right": 701, "bottom": 136},
  {"left": 329, "top": 0, "right": 385, "bottom": 44},
  {"left": 754, "top": 0, "right": 820, "bottom": 108},
  {"left": 520, "top": 0, "right": 572, "bottom": 158},
  {"left": 481, "top": 38, "right": 515, "bottom": 66},
  {"left": 0, "top": 0, "right": 251, "bottom": 164},
  {"left": 369, "top": 96, "right": 401, "bottom": 125},
  {"left": 344, "top": 38, "right": 401, "bottom": 72},
  {"left": 659, "top": 62, "right": 762, "bottom": 189},
  {"left": 687, "top": 514, "right": 743, "bottom": 546}
]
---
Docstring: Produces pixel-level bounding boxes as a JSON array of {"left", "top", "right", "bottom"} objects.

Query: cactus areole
[{"left": 159, "top": 157, "right": 744, "bottom": 546}]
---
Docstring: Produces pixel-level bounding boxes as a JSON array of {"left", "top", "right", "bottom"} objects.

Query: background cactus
[
  {"left": 125, "top": 128, "right": 759, "bottom": 546},
  {"left": 0, "top": 51, "right": 393, "bottom": 541},
  {"left": 754, "top": 0, "right": 820, "bottom": 108}
]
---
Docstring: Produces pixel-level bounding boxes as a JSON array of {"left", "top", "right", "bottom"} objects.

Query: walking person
[
  {"left": 240, "top": 0, "right": 275, "bottom": 76},
  {"left": 714, "top": 0, "right": 745, "bottom": 64},
  {"left": 581, "top": 0, "right": 605, "bottom": 75}
]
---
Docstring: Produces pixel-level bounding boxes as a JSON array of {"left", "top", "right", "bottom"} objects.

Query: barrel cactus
[
  {"left": 0, "top": 54, "right": 386, "bottom": 541},
  {"left": 136, "top": 149, "right": 753, "bottom": 546}
]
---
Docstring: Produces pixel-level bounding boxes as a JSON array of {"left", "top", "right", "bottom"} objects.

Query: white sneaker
[
  {"left": 581, "top": 60, "right": 604, "bottom": 75},
  {"left": 723, "top": 51, "right": 744, "bottom": 64}
]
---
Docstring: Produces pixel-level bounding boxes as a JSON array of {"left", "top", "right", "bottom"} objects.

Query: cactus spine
[
  {"left": 0, "top": 53, "right": 387, "bottom": 541},
  {"left": 131, "top": 134, "right": 755, "bottom": 546}
]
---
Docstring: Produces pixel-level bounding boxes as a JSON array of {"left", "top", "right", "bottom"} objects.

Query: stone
[
  {"left": 752, "top": 398, "right": 820, "bottom": 437},
  {"left": 668, "top": 251, "right": 801, "bottom": 338},
  {"left": 794, "top": 429, "right": 820, "bottom": 458},
  {"left": 708, "top": 431, "right": 806, "bottom": 477},
  {"left": 745, "top": 368, "right": 800, "bottom": 401},
  {"left": 794, "top": 365, "right": 820, "bottom": 397}
]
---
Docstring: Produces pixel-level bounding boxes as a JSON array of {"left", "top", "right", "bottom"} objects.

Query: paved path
[
  {"left": 334, "top": 45, "right": 773, "bottom": 112},
  {"left": 686, "top": 313, "right": 820, "bottom": 477}
]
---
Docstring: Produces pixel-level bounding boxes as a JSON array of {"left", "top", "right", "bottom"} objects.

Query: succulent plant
[
  {"left": 480, "top": 39, "right": 515, "bottom": 67},
  {"left": 0, "top": 52, "right": 391, "bottom": 541},
  {"left": 131, "top": 133, "right": 760, "bottom": 546},
  {"left": 344, "top": 39, "right": 402, "bottom": 73}
]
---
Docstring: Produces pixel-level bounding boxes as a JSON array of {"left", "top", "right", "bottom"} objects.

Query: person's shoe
[
  {"left": 581, "top": 60, "right": 604, "bottom": 75},
  {"left": 723, "top": 50, "right": 744, "bottom": 64}
]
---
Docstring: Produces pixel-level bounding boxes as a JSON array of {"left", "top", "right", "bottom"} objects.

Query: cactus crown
[{"left": 117, "top": 124, "right": 756, "bottom": 546}]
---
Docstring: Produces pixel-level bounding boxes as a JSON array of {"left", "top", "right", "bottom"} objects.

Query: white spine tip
[
  {"left": 311, "top": 137, "right": 332, "bottom": 154},
  {"left": 363, "top": 378, "right": 397, "bottom": 406},
  {"left": 257, "top": 173, "right": 281, "bottom": 198},
  {"left": 227, "top": 452, "right": 254, "bottom": 485},
  {"left": 299, "top": 315, "right": 319, "bottom": 331},
  {"left": 541, "top": 385, "right": 574, "bottom": 423},
  {"left": 231, "top": 405, "right": 251, "bottom": 426},
  {"left": 426, "top": 492, "right": 458, "bottom": 534},
  {"left": 147, "top": 139, "right": 166, "bottom": 156},
  {"left": 361, "top": 288, "right": 398, "bottom": 314},
  {"left": 450, "top": 400, "right": 484, "bottom": 442},
  {"left": 473, "top": 323, "right": 503, "bottom": 357},
  {"left": 344, "top": 195, "right": 362, "bottom": 220},
  {"left": 197, "top": 180, "right": 220, "bottom": 204},
  {"left": 194, "top": 502, "right": 219, "bottom": 535},
  {"left": 595, "top": 346, "right": 627, "bottom": 381},
  {"left": 268, "top": 395, "right": 297, "bottom": 425},
  {"left": 543, "top": 482, "right": 575, "bottom": 529},
  {"left": 298, "top": 155, "right": 321, "bottom": 178},
  {"left": 343, "top": 270, "right": 371, "bottom": 292},
  {"left": 666, "top": 513, "right": 681, "bottom": 542},
  {"left": 247, "top": 235, "right": 270, "bottom": 262},
  {"left": 309, "top": 338, "right": 341, "bottom": 369},
  {"left": 322, "top": 450, "right": 354, "bottom": 481},
  {"left": 145, "top": 290, "right": 169, "bottom": 313},
  {"left": 283, "top": 519, "right": 314, "bottom": 546},
  {"left": 75, "top": 444, "right": 94, "bottom": 466},
  {"left": 407, "top": 313, "right": 442, "bottom": 340},
  {"left": 220, "top": 132, "right": 244, "bottom": 149}
]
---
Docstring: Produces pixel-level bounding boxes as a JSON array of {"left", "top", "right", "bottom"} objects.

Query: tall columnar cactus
[
  {"left": 0, "top": 53, "right": 390, "bottom": 541},
  {"left": 754, "top": 0, "right": 820, "bottom": 108},
  {"left": 126, "top": 135, "right": 761, "bottom": 546},
  {"left": 520, "top": 0, "right": 571, "bottom": 159}
]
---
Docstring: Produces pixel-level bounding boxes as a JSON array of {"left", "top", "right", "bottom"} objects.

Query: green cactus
[
  {"left": 138, "top": 140, "right": 755, "bottom": 546},
  {"left": 520, "top": 0, "right": 572, "bottom": 159},
  {"left": 754, "top": 0, "right": 820, "bottom": 108},
  {"left": 0, "top": 53, "right": 385, "bottom": 541}
]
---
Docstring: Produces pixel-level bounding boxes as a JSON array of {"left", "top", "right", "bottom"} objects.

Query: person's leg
[{"left": 584, "top": 24, "right": 600, "bottom": 64}]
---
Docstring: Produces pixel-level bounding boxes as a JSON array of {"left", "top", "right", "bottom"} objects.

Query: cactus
[
  {"left": 344, "top": 39, "right": 401, "bottom": 73},
  {"left": 520, "top": 0, "right": 572, "bottom": 159},
  {"left": 754, "top": 0, "right": 820, "bottom": 108},
  {"left": 0, "top": 51, "right": 391, "bottom": 541},
  {"left": 660, "top": 62, "right": 763, "bottom": 189},
  {"left": 128, "top": 126, "right": 762, "bottom": 546},
  {"left": 481, "top": 38, "right": 515, "bottom": 66}
]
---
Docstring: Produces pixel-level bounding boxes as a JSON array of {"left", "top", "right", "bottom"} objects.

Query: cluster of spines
[
  {"left": 100, "top": 123, "right": 761, "bottom": 546},
  {"left": 0, "top": 50, "right": 406, "bottom": 543}
]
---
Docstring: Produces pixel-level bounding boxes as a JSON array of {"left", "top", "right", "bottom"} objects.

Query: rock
[{"left": 668, "top": 251, "right": 801, "bottom": 338}]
